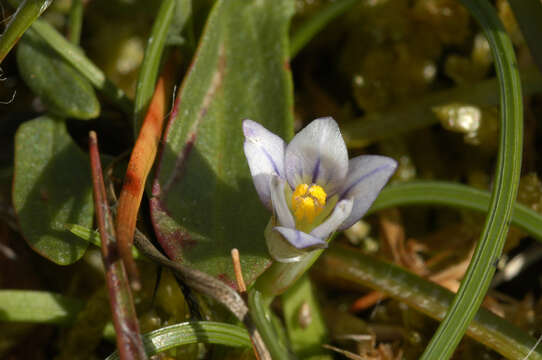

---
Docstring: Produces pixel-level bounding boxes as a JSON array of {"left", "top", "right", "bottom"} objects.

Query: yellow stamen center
[{"left": 291, "top": 183, "right": 327, "bottom": 224}]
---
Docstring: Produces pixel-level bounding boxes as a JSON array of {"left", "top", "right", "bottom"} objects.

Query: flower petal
[
  {"left": 311, "top": 199, "right": 353, "bottom": 239},
  {"left": 270, "top": 176, "right": 295, "bottom": 228},
  {"left": 274, "top": 227, "right": 328, "bottom": 249},
  {"left": 265, "top": 225, "right": 307, "bottom": 263},
  {"left": 243, "top": 119, "right": 286, "bottom": 209},
  {"left": 338, "top": 155, "right": 397, "bottom": 230},
  {"left": 285, "top": 117, "right": 348, "bottom": 195}
]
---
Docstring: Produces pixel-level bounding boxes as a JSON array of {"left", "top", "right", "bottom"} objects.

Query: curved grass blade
[
  {"left": 106, "top": 321, "right": 251, "bottom": 360},
  {"left": 133, "top": 0, "right": 179, "bottom": 135},
  {"left": 0, "top": 290, "right": 83, "bottom": 324},
  {"left": 0, "top": 0, "right": 52, "bottom": 63},
  {"left": 341, "top": 68, "right": 542, "bottom": 148},
  {"left": 27, "top": 20, "right": 132, "bottom": 114},
  {"left": 89, "top": 132, "right": 147, "bottom": 360},
  {"left": 419, "top": 1, "right": 523, "bottom": 358},
  {"left": 369, "top": 181, "right": 542, "bottom": 241},
  {"left": 508, "top": 0, "right": 542, "bottom": 73},
  {"left": 290, "top": 0, "right": 358, "bottom": 58},
  {"left": 318, "top": 246, "right": 542, "bottom": 360}
]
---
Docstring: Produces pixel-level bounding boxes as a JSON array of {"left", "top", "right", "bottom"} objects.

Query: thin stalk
[
  {"left": 89, "top": 132, "right": 147, "bottom": 360},
  {"left": 0, "top": 0, "right": 52, "bottom": 63}
]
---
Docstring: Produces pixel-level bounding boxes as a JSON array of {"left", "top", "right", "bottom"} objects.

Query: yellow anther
[{"left": 291, "top": 183, "right": 327, "bottom": 224}]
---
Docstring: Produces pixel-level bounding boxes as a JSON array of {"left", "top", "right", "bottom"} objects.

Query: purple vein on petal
[
  {"left": 260, "top": 145, "right": 281, "bottom": 177},
  {"left": 311, "top": 157, "right": 321, "bottom": 184}
]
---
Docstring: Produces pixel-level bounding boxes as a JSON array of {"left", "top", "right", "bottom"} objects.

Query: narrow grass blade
[
  {"left": 106, "top": 321, "right": 251, "bottom": 360},
  {"left": 0, "top": 0, "right": 52, "bottom": 63},
  {"left": 370, "top": 181, "right": 542, "bottom": 242},
  {"left": 65, "top": 223, "right": 143, "bottom": 260},
  {"left": 133, "top": 0, "right": 179, "bottom": 135},
  {"left": 290, "top": 0, "right": 358, "bottom": 58},
  {"left": 67, "top": 0, "right": 83, "bottom": 45},
  {"left": 419, "top": 1, "right": 524, "bottom": 357}
]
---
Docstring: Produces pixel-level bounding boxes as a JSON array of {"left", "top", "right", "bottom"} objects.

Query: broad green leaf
[
  {"left": 151, "top": 0, "right": 294, "bottom": 285},
  {"left": 16, "top": 31, "right": 100, "bottom": 120},
  {"left": 13, "top": 116, "right": 93, "bottom": 264},
  {"left": 0, "top": 290, "right": 83, "bottom": 324}
]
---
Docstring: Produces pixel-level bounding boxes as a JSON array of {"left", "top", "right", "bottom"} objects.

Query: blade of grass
[
  {"left": 0, "top": 290, "right": 83, "bottom": 324},
  {"left": 106, "top": 321, "right": 251, "bottom": 360},
  {"left": 341, "top": 68, "right": 542, "bottom": 148},
  {"left": 0, "top": 0, "right": 52, "bottom": 63},
  {"left": 133, "top": 0, "right": 178, "bottom": 135},
  {"left": 89, "top": 132, "right": 147, "bottom": 360},
  {"left": 419, "top": 0, "right": 523, "bottom": 358},
  {"left": 289, "top": 0, "right": 359, "bottom": 58},
  {"left": 318, "top": 245, "right": 542, "bottom": 360},
  {"left": 67, "top": 0, "right": 83, "bottom": 45},
  {"left": 508, "top": 0, "right": 542, "bottom": 73},
  {"left": 369, "top": 181, "right": 542, "bottom": 241},
  {"left": 27, "top": 20, "right": 132, "bottom": 114},
  {"left": 64, "top": 223, "right": 143, "bottom": 260}
]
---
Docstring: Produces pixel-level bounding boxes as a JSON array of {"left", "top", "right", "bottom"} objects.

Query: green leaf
[
  {"left": 28, "top": 20, "right": 132, "bottom": 115},
  {"left": 151, "top": 0, "right": 294, "bottom": 285},
  {"left": 106, "top": 321, "right": 251, "bottom": 360},
  {"left": 13, "top": 116, "right": 93, "bottom": 265},
  {"left": 16, "top": 31, "right": 100, "bottom": 120},
  {"left": 0, "top": 290, "right": 83, "bottom": 324}
]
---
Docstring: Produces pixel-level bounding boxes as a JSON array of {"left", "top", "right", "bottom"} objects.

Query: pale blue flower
[{"left": 243, "top": 117, "right": 397, "bottom": 262}]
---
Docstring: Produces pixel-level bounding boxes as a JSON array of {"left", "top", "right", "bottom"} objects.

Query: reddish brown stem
[
  {"left": 116, "top": 69, "right": 169, "bottom": 291},
  {"left": 89, "top": 131, "right": 147, "bottom": 360}
]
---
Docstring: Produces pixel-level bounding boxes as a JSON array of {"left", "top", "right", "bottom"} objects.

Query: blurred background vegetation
[{"left": 2, "top": 0, "right": 542, "bottom": 359}]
